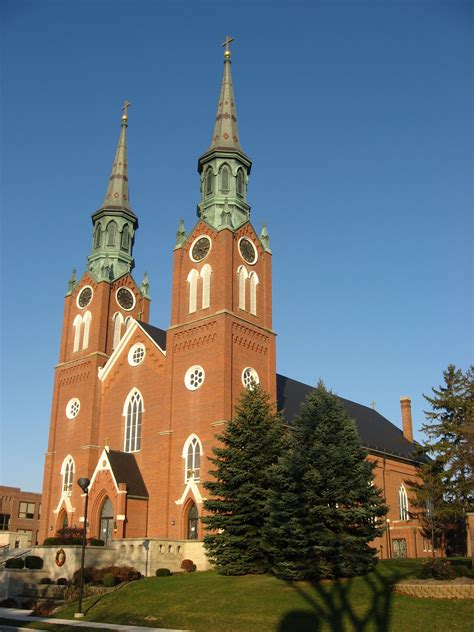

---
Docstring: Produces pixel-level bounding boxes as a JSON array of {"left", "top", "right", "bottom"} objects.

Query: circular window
[
  {"left": 128, "top": 343, "right": 146, "bottom": 366},
  {"left": 76, "top": 286, "right": 93, "bottom": 309},
  {"left": 66, "top": 398, "right": 80, "bottom": 419},
  {"left": 185, "top": 365, "right": 205, "bottom": 391},
  {"left": 238, "top": 237, "right": 258, "bottom": 265},
  {"left": 190, "top": 235, "right": 212, "bottom": 262},
  {"left": 116, "top": 287, "right": 135, "bottom": 311},
  {"left": 242, "top": 367, "right": 259, "bottom": 389}
]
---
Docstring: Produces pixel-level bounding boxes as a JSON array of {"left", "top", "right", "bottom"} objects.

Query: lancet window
[
  {"left": 219, "top": 165, "right": 230, "bottom": 192},
  {"left": 183, "top": 435, "right": 202, "bottom": 482},
  {"left": 121, "top": 225, "right": 130, "bottom": 251},
  {"left": 124, "top": 389, "right": 143, "bottom": 453},
  {"left": 398, "top": 484, "right": 409, "bottom": 521},
  {"left": 72, "top": 312, "right": 92, "bottom": 352},
  {"left": 106, "top": 221, "right": 117, "bottom": 246},
  {"left": 62, "top": 457, "right": 75, "bottom": 494}
]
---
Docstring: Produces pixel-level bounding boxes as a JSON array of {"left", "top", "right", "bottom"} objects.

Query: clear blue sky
[{"left": 1, "top": 0, "right": 472, "bottom": 492}]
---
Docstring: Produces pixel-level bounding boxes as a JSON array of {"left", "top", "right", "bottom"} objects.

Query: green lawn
[{"left": 52, "top": 560, "right": 473, "bottom": 632}]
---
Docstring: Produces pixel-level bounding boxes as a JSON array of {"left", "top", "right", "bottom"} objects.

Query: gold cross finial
[
  {"left": 222, "top": 35, "right": 234, "bottom": 59},
  {"left": 122, "top": 100, "right": 132, "bottom": 122}
]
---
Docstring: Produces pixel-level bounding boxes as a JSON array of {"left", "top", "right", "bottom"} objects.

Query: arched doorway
[
  {"left": 99, "top": 497, "right": 114, "bottom": 546},
  {"left": 187, "top": 502, "right": 198, "bottom": 540}
]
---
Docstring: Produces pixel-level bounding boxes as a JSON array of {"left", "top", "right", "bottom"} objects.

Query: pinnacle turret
[
  {"left": 87, "top": 103, "right": 138, "bottom": 282},
  {"left": 197, "top": 38, "right": 252, "bottom": 231}
]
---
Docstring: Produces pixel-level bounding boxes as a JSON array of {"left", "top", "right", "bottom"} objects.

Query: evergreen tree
[
  {"left": 420, "top": 364, "right": 474, "bottom": 554},
  {"left": 264, "top": 382, "right": 387, "bottom": 580},
  {"left": 407, "top": 456, "right": 453, "bottom": 556},
  {"left": 202, "top": 385, "right": 285, "bottom": 575}
]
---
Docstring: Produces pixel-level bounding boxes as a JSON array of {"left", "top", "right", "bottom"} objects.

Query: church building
[{"left": 39, "top": 43, "right": 431, "bottom": 564}]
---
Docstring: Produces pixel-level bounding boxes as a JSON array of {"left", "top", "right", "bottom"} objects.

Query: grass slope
[{"left": 54, "top": 560, "right": 473, "bottom": 632}]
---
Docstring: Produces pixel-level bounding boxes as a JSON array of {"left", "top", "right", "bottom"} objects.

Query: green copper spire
[
  {"left": 87, "top": 102, "right": 138, "bottom": 282},
  {"left": 209, "top": 35, "right": 242, "bottom": 152},
  {"left": 197, "top": 37, "right": 252, "bottom": 231}
]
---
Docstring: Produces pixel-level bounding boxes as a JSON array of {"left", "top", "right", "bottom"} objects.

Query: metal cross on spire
[
  {"left": 121, "top": 100, "right": 132, "bottom": 121},
  {"left": 222, "top": 34, "right": 234, "bottom": 58}
]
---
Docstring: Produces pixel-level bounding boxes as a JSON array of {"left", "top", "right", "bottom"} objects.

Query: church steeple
[
  {"left": 197, "top": 37, "right": 252, "bottom": 230},
  {"left": 87, "top": 102, "right": 138, "bottom": 282}
]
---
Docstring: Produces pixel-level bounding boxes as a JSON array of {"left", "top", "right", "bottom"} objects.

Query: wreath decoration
[{"left": 55, "top": 548, "right": 66, "bottom": 567}]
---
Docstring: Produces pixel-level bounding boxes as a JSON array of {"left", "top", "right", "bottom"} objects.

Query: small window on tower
[
  {"left": 66, "top": 398, "right": 80, "bottom": 419},
  {"left": 205, "top": 168, "right": 214, "bottom": 196},
  {"left": 106, "top": 221, "right": 117, "bottom": 246},
  {"left": 236, "top": 169, "right": 244, "bottom": 197},
  {"left": 242, "top": 367, "right": 259, "bottom": 390},
  {"left": 185, "top": 365, "right": 205, "bottom": 390},
  {"left": 220, "top": 165, "right": 230, "bottom": 192},
  {"left": 94, "top": 223, "right": 102, "bottom": 249},
  {"left": 121, "top": 225, "right": 130, "bottom": 251}
]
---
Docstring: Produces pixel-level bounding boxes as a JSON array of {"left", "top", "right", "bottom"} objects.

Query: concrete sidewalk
[{"left": 0, "top": 608, "right": 187, "bottom": 632}]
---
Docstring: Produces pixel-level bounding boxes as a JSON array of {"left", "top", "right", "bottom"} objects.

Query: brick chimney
[{"left": 400, "top": 396, "right": 413, "bottom": 442}]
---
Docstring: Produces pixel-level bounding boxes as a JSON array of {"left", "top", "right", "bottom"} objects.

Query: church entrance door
[
  {"left": 99, "top": 497, "right": 114, "bottom": 546},
  {"left": 187, "top": 502, "right": 198, "bottom": 540}
]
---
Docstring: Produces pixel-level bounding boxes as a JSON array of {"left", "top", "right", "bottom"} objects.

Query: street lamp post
[{"left": 75, "top": 477, "right": 90, "bottom": 619}]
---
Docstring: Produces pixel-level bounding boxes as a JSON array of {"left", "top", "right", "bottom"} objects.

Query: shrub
[
  {"left": 453, "top": 565, "right": 471, "bottom": 578},
  {"left": 57, "top": 577, "right": 68, "bottom": 586},
  {"left": 419, "top": 558, "right": 456, "bottom": 580},
  {"left": 40, "top": 577, "right": 52, "bottom": 584},
  {"left": 72, "top": 566, "right": 95, "bottom": 585},
  {"left": 155, "top": 568, "right": 172, "bottom": 577},
  {"left": 33, "top": 599, "right": 56, "bottom": 616},
  {"left": 87, "top": 538, "right": 105, "bottom": 547},
  {"left": 180, "top": 559, "right": 196, "bottom": 573},
  {"left": 449, "top": 558, "right": 473, "bottom": 570},
  {"left": 25, "top": 555, "right": 44, "bottom": 570},
  {"left": 43, "top": 537, "right": 62, "bottom": 546},
  {"left": 5, "top": 557, "right": 25, "bottom": 569},
  {"left": 102, "top": 572, "right": 116, "bottom": 587},
  {"left": 0, "top": 598, "right": 18, "bottom": 607}
]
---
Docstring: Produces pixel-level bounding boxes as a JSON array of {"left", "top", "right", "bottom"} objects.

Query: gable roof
[
  {"left": 276, "top": 374, "right": 420, "bottom": 463},
  {"left": 107, "top": 450, "right": 148, "bottom": 499},
  {"left": 137, "top": 321, "right": 167, "bottom": 351}
]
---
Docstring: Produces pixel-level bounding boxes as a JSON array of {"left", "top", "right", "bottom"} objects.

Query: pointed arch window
[
  {"left": 249, "top": 271, "right": 259, "bottom": 315},
  {"left": 124, "top": 316, "right": 133, "bottom": 331},
  {"left": 183, "top": 435, "right": 202, "bottom": 482},
  {"left": 236, "top": 169, "right": 244, "bottom": 197},
  {"left": 94, "top": 223, "right": 102, "bottom": 249},
  {"left": 62, "top": 457, "right": 75, "bottom": 494},
  {"left": 72, "top": 314, "right": 83, "bottom": 352},
  {"left": 237, "top": 265, "right": 249, "bottom": 310},
  {"left": 82, "top": 311, "right": 92, "bottom": 350},
  {"left": 112, "top": 312, "right": 124, "bottom": 349},
  {"left": 187, "top": 269, "right": 199, "bottom": 314},
  {"left": 220, "top": 165, "right": 230, "bottom": 192},
  {"left": 106, "top": 221, "right": 117, "bottom": 246},
  {"left": 187, "top": 502, "right": 199, "bottom": 540},
  {"left": 121, "top": 225, "right": 130, "bottom": 252},
  {"left": 200, "top": 264, "right": 212, "bottom": 310},
  {"left": 205, "top": 168, "right": 214, "bottom": 196},
  {"left": 124, "top": 389, "right": 143, "bottom": 453},
  {"left": 399, "top": 484, "right": 409, "bottom": 521}
]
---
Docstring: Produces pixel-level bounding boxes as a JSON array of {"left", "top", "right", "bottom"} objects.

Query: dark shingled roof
[
  {"left": 138, "top": 321, "right": 167, "bottom": 351},
  {"left": 107, "top": 450, "right": 148, "bottom": 499},
  {"left": 276, "top": 374, "right": 420, "bottom": 462}
]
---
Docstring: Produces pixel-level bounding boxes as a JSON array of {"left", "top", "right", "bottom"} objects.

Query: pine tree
[
  {"left": 420, "top": 364, "right": 474, "bottom": 554},
  {"left": 264, "top": 382, "right": 387, "bottom": 580},
  {"left": 202, "top": 385, "right": 285, "bottom": 575},
  {"left": 407, "top": 456, "right": 453, "bottom": 556}
]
